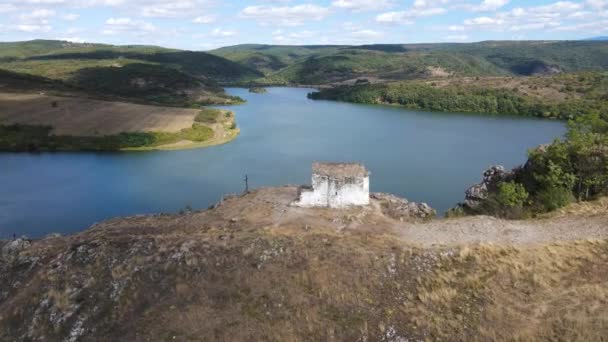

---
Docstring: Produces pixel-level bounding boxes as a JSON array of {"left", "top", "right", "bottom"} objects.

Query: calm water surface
[{"left": 0, "top": 87, "right": 566, "bottom": 237}]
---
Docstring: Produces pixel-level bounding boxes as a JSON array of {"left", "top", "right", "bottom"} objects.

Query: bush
[
  {"left": 195, "top": 108, "right": 222, "bottom": 123},
  {"left": 496, "top": 181, "right": 529, "bottom": 207},
  {"left": 445, "top": 206, "right": 466, "bottom": 218}
]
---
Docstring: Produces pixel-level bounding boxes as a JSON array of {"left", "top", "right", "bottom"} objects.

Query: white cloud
[
  {"left": 550, "top": 19, "right": 608, "bottom": 31},
  {"left": 471, "top": 0, "right": 510, "bottom": 11},
  {"left": 331, "top": 0, "right": 392, "bottom": 12},
  {"left": 376, "top": 11, "right": 414, "bottom": 24},
  {"left": 192, "top": 15, "right": 215, "bottom": 24},
  {"left": 210, "top": 28, "right": 236, "bottom": 37},
  {"left": 141, "top": 1, "right": 201, "bottom": 18},
  {"left": 464, "top": 16, "right": 504, "bottom": 25},
  {"left": 412, "top": 0, "right": 449, "bottom": 8},
  {"left": 0, "top": 0, "right": 214, "bottom": 18},
  {"left": 20, "top": 8, "right": 55, "bottom": 22},
  {"left": 376, "top": 7, "right": 446, "bottom": 24},
  {"left": 509, "top": 22, "right": 560, "bottom": 31},
  {"left": 376, "top": 0, "right": 447, "bottom": 25},
  {"left": 103, "top": 17, "right": 156, "bottom": 35},
  {"left": 448, "top": 25, "right": 465, "bottom": 31},
  {"left": 19, "top": 0, "right": 68, "bottom": 4},
  {"left": 17, "top": 24, "right": 52, "bottom": 32},
  {"left": 62, "top": 13, "right": 80, "bottom": 21},
  {"left": 536, "top": 1, "right": 583, "bottom": 12},
  {"left": 0, "top": 4, "right": 17, "bottom": 13},
  {"left": 462, "top": 1, "right": 587, "bottom": 32},
  {"left": 586, "top": 0, "right": 608, "bottom": 9},
  {"left": 240, "top": 4, "right": 330, "bottom": 26}
]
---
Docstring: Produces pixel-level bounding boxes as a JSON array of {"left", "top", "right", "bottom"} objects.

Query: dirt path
[
  {"left": 397, "top": 214, "right": 608, "bottom": 246},
  {"left": 207, "top": 187, "right": 608, "bottom": 247}
]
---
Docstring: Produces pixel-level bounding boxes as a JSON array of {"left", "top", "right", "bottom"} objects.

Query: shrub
[
  {"left": 496, "top": 181, "right": 529, "bottom": 207},
  {"left": 195, "top": 108, "right": 222, "bottom": 123},
  {"left": 445, "top": 206, "right": 466, "bottom": 218}
]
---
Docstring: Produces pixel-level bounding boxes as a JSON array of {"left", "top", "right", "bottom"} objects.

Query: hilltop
[{"left": 1, "top": 187, "right": 608, "bottom": 341}]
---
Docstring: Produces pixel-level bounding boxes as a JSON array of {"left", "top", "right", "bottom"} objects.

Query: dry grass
[
  {"left": 541, "top": 197, "right": 608, "bottom": 218},
  {"left": 0, "top": 92, "right": 198, "bottom": 136},
  {"left": 2, "top": 189, "right": 608, "bottom": 341},
  {"left": 408, "top": 241, "right": 608, "bottom": 340}
]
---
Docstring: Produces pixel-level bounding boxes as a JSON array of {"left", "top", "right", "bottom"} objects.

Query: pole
[{"left": 244, "top": 174, "right": 249, "bottom": 193}]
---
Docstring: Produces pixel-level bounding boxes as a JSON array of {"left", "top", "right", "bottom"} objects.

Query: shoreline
[
  {"left": 0, "top": 91, "right": 241, "bottom": 152},
  {"left": 4, "top": 186, "right": 607, "bottom": 244},
  {"left": 123, "top": 127, "right": 240, "bottom": 151}
]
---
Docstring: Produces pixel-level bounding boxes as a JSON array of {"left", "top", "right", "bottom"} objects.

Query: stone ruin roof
[{"left": 312, "top": 162, "right": 369, "bottom": 178}]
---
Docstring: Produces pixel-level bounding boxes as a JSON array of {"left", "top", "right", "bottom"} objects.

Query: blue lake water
[{"left": 0, "top": 87, "right": 566, "bottom": 237}]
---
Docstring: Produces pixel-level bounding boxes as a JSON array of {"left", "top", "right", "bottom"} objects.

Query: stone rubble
[{"left": 371, "top": 193, "right": 436, "bottom": 220}]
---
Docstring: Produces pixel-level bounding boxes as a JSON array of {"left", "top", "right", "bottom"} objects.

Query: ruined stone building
[{"left": 294, "top": 162, "right": 370, "bottom": 208}]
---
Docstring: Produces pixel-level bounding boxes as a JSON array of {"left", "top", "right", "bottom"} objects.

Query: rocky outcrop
[
  {"left": 450, "top": 165, "right": 519, "bottom": 213},
  {"left": 371, "top": 193, "right": 436, "bottom": 221},
  {"left": 1, "top": 238, "right": 31, "bottom": 258},
  {"left": 464, "top": 166, "right": 509, "bottom": 209}
]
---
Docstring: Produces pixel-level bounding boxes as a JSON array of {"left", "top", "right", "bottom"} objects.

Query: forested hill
[
  {"left": 308, "top": 72, "right": 608, "bottom": 120},
  {"left": 210, "top": 41, "right": 608, "bottom": 85},
  {"left": 0, "top": 40, "right": 260, "bottom": 81},
  {"left": 0, "top": 40, "right": 261, "bottom": 105}
]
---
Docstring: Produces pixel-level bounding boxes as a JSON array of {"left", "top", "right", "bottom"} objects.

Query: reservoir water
[{"left": 0, "top": 87, "right": 566, "bottom": 237}]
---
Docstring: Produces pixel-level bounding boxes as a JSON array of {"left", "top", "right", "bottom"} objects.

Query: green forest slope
[{"left": 211, "top": 41, "right": 608, "bottom": 85}]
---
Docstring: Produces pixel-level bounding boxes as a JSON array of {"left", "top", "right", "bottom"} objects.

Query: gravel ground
[{"left": 199, "top": 186, "right": 608, "bottom": 247}]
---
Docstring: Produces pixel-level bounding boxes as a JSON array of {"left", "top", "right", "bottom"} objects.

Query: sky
[{"left": 0, "top": 0, "right": 607, "bottom": 50}]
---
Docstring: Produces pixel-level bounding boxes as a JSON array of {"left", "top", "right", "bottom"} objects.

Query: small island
[{"left": 248, "top": 86, "right": 268, "bottom": 94}]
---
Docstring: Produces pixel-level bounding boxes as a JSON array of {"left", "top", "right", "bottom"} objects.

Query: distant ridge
[
  {"left": 585, "top": 36, "right": 608, "bottom": 41},
  {"left": 210, "top": 40, "right": 608, "bottom": 84}
]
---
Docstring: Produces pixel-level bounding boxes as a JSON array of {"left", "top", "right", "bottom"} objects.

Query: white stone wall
[
  {"left": 327, "top": 176, "right": 369, "bottom": 208},
  {"left": 294, "top": 174, "right": 369, "bottom": 208},
  {"left": 296, "top": 174, "right": 330, "bottom": 207}
]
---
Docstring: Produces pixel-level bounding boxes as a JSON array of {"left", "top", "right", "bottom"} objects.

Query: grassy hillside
[
  {"left": 211, "top": 41, "right": 608, "bottom": 85},
  {"left": 0, "top": 40, "right": 260, "bottom": 105},
  {"left": 0, "top": 40, "right": 111, "bottom": 58}
]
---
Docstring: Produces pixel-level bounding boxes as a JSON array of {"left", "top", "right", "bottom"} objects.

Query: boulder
[
  {"left": 371, "top": 193, "right": 436, "bottom": 221},
  {"left": 1, "top": 238, "right": 31, "bottom": 257},
  {"left": 463, "top": 165, "right": 513, "bottom": 210}
]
